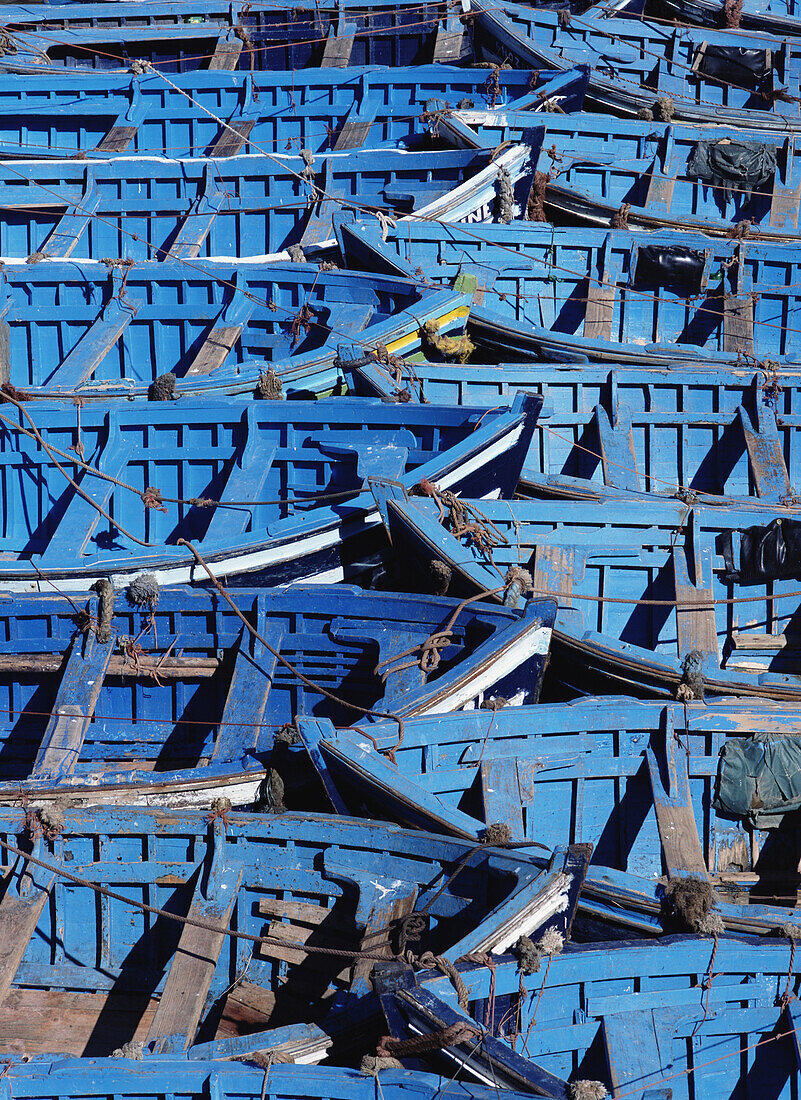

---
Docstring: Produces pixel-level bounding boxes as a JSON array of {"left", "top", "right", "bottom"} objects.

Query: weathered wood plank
[
  {"left": 334, "top": 94, "right": 380, "bottom": 151},
  {"left": 723, "top": 295, "right": 754, "bottom": 356},
  {"left": 673, "top": 538, "right": 719, "bottom": 665},
  {"left": 646, "top": 709, "right": 710, "bottom": 879},
  {"left": 0, "top": 846, "right": 57, "bottom": 1007},
  {"left": 208, "top": 33, "right": 243, "bottom": 70},
  {"left": 0, "top": 989, "right": 158, "bottom": 1056},
  {"left": 321, "top": 21, "right": 356, "bottom": 67},
  {"left": 147, "top": 824, "right": 243, "bottom": 1053},
  {"left": 208, "top": 120, "right": 255, "bottom": 158},
  {"left": 480, "top": 757, "right": 524, "bottom": 838},
  {"left": 433, "top": 13, "right": 466, "bottom": 62},
  {"left": 737, "top": 404, "right": 792, "bottom": 502},
  {"left": 583, "top": 281, "right": 615, "bottom": 341},
  {"left": 32, "top": 631, "right": 115, "bottom": 779},
  {"left": 533, "top": 543, "right": 575, "bottom": 608}
]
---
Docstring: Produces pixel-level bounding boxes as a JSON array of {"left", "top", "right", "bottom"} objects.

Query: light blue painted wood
[
  {"left": 0, "top": 805, "right": 579, "bottom": 1055},
  {"left": 298, "top": 696, "right": 801, "bottom": 934}
]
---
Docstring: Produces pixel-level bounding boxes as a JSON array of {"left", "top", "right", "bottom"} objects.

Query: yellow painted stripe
[{"left": 386, "top": 304, "right": 470, "bottom": 355}]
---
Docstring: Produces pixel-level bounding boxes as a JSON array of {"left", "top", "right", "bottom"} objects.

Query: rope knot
[
  {"left": 480, "top": 822, "right": 512, "bottom": 845},
  {"left": 612, "top": 202, "right": 631, "bottom": 229},
  {"left": 208, "top": 797, "right": 233, "bottom": 827},
  {"left": 257, "top": 367, "right": 283, "bottom": 399},
  {"left": 89, "top": 579, "right": 114, "bottom": 644},
  {"left": 142, "top": 487, "right": 167, "bottom": 513}
]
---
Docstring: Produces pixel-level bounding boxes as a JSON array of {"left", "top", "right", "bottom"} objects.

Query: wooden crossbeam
[
  {"left": 147, "top": 822, "right": 242, "bottom": 1053},
  {"left": 32, "top": 631, "right": 115, "bottom": 779}
]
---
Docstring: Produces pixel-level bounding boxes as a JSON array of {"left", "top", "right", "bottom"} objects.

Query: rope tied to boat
[
  {"left": 142, "top": 486, "right": 167, "bottom": 513},
  {"left": 148, "top": 372, "right": 177, "bottom": 401},
  {"left": 514, "top": 928, "right": 564, "bottom": 976},
  {"left": 557, "top": 8, "right": 571, "bottom": 27},
  {"left": 421, "top": 319, "right": 474, "bottom": 363},
  {"left": 567, "top": 1084, "right": 608, "bottom": 1100},
  {"left": 21, "top": 802, "right": 64, "bottom": 843},
  {"left": 289, "top": 303, "right": 315, "bottom": 345},
  {"left": 721, "top": 0, "right": 743, "bottom": 27},
  {"left": 727, "top": 219, "right": 754, "bottom": 240},
  {"left": 494, "top": 166, "right": 514, "bottom": 224},
  {"left": 360, "top": 1056, "right": 403, "bottom": 1075},
  {"left": 526, "top": 171, "right": 550, "bottom": 223},
  {"left": 376, "top": 1020, "right": 480, "bottom": 1059},
  {"left": 407, "top": 951, "right": 469, "bottom": 1009},
  {"left": 126, "top": 573, "right": 159, "bottom": 610},
  {"left": 208, "top": 797, "right": 233, "bottom": 828},
  {"left": 90, "top": 578, "right": 114, "bottom": 644},
  {"left": 676, "top": 650, "right": 705, "bottom": 702},
  {"left": 612, "top": 203, "right": 631, "bottom": 230},
  {"left": 778, "top": 924, "right": 801, "bottom": 1009}
]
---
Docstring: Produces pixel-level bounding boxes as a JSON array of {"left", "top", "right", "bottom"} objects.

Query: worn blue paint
[
  {"left": 352, "top": 360, "right": 801, "bottom": 509},
  {"left": 298, "top": 697, "right": 801, "bottom": 934},
  {"left": 0, "top": 144, "right": 537, "bottom": 261},
  {"left": 466, "top": 0, "right": 801, "bottom": 132},
  {"left": 0, "top": 1061, "right": 543, "bottom": 1100},
  {"left": 396, "top": 936, "right": 801, "bottom": 1099},
  {"left": 0, "top": 806, "right": 582, "bottom": 1056},
  {"left": 438, "top": 108, "right": 801, "bottom": 241},
  {"left": 615, "top": 0, "right": 801, "bottom": 43},
  {"left": 338, "top": 217, "right": 801, "bottom": 366},
  {"left": 0, "top": 0, "right": 582, "bottom": 75},
  {"left": 0, "top": 260, "right": 472, "bottom": 397},
  {"left": 0, "top": 395, "right": 541, "bottom": 586},
  {"left": 375, "top": 490, "right": 801, "bottom": 700},
  {"left": 0, "top": 581, "right": 553, "bottom": 798},
  {"left": 0, "top": 67, "right": 586, "bottom": 158}
]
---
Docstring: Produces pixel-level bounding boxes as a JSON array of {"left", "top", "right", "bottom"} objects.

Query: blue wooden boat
[
  {"left": 351, "top": 360, "right": 801, "bottom": 510},
  {"left": 0, "top": 580, "right": 553, "bottom": 807},
  {"left": 466, "top": 0, "right": 801, "bottom": 132},
  {"left": 0, "top": 395, "right": 543, "bottom": 588},
  {"left": 337, "top": 217, "right": 801, "bottom": 367},
  {"left": 0, "top": 806, "right": 584, "bottom": 1055},
  {"left": 0, "top": 67, "right": 586, "bottom": 159},
  {"left": 0, "top": 258, "right": 471, "bottom": 398},
  {"left": 299, "top": 697, "right": 801, "bottom": 935},
  {"left": 441, "top": 107, "right": 801, "bottom": 241},
  {"left": 623, "top": 0, "right": 801, "bottom": 41},
  {"left": 0, "top": 143, "right": 536, "bottom": 261},
  {"left": 0, "top": 0, "right": 583, "bottom": 74},
  {"left": 376, "top": 935, "right": 801, "bottom": 1098},
  {"left": 372, "top": 489, "right": 801, "bottom": 701},
  {"left": 0, "top": 1063, "right": 542, "bottom": 1100}
]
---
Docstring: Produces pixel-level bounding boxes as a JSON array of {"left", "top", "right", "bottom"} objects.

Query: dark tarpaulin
[
  {"left": 722, "top": 517, "right": 801, "bottom": 584},
  {"left": 632, "top": 245, "right": 705, "bottom": 294},
  {"left": 686, "top": 139, "right": 777, "bottom": 202},
  {"left": 715, "top": 733, "right": 801, "bottom": 828}
]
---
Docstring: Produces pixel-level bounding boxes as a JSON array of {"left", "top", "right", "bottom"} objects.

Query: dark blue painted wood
[
  {"left": 0, "top": 259, "right": 470, "bottom": 398},
  {"left": 0, "top": 145, "right": 535, "bottom": 262},
  {"left": 467, "top": 0, "right": 801, "bottom": 132},
  {"left": 352, "top": 359, "right": 801, "bottom": 511},
  {"left": 0, "top": 0, "right": 587, "bottom": 75},
  {"left": 0, "top": 1059, "right": 542, "bottom": 1100},
  {"left": 439, "top": 109, "right": 801, "bottom": 242}
]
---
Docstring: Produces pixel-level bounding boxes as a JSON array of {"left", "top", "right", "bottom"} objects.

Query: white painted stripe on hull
[
  {"left": 417, "top": 623, "right": 551, "bottom": 714},
  {"left": 5, "top": 421, "right": 523, "bottom": 592}
]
